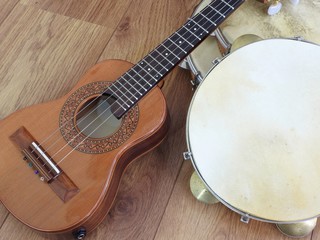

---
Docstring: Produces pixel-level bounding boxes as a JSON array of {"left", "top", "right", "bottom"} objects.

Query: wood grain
[
  {"left": 1, "top": 0, "right": 318, "bottom": 239},
  {"left": 84, "top": 0, "right": 197, "bottom": 238},
  {"left": 0, "top": 0, "right": 196, "bottom": 238},
  {"left": 154, "top": 161, "right": 313, "bottom": 240},
  {"left": 0, "top": 3, "right": 113, "bottom": 118},
  {"left": 1, "top": 215, "right": 54, "bottom": 240},
  {"left": 0, "top": 59, "right": 168, "bottom": 234},
  {"left": 20, "top": 0, "right": 133, "bottom": 26},
  {"left": 82, "top": 68, "right": 194, "bottom": 240},
  {"left": 0, "top": 204, "right": 8, "bottom": 227},
  {"left": 99, "top": 0, "right": 199, "bottom": 63},
  {"left": 0, "top": 0, "right": 19, "bottom": 25},
  {"left": 311, "top": 223, "right": 320, "bottom": 240}
]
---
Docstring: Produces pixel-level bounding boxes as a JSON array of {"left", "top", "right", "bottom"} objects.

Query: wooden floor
[{"left": 0, "top": 0, "right": 319, "bottom": 239}]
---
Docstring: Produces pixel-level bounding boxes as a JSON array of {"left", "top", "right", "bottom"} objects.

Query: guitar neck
[{"left": 105, "top": 0, "right": 245, "bottom": 119}]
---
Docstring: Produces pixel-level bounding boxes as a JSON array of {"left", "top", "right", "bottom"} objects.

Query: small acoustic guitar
[{"left": 0, "top": 0, "right": 243, "bottom": 238}]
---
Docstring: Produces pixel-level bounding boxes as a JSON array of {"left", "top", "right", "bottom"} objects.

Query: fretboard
[{"left": 104, "top": 0, "right": 244, "bottom": 118}]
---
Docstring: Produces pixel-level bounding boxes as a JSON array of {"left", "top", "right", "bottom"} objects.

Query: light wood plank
[
  {"left": 0, "top": 214, "right": 72, "bottom": 240},
  {"left": 0, "top": 0, "right": 19, "bottom": 25},
  {"left": 20, "top": 0, "right": 133, "bottom": 26},
  {"left": 0, "top": 204, "right": 9, "bottom": 227},
  {"left": 311, "top": 223, "right": 320, "bottom": 240},
  {"left": 0, "top": 3, "right": 113, "bottom": 118},
  {"left": 99, "top": 0, "right": 200, "bottom": 63},
  {"left": 154, "top": 161, "right": 312, "bottom": 240}
]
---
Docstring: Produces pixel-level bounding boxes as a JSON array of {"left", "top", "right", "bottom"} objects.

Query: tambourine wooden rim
[{"left": 186, "top": 39, "right": 320, "bottom": 223}]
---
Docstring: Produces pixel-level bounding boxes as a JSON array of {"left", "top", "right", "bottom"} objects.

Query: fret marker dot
[
  {"left": 194, "top": 28, "right": 197, "bottom": 30},
  {"left": 165, "top": 53, "right": 169, "bottom": 56},
  {"left": 148, "top": 68, "right": 151, "bottom": 71},
  {"left": 179, "top": 41, "right": 182, "bottom": 44}
]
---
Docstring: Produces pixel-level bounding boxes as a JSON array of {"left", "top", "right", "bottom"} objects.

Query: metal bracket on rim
[
  {"left": 240, "top": 214, "right": 250, "bottom": 224},
  {"left": 183, "top": 151, "right": 192, "bottom": 160},
  {"left": 292, "top": 36, "right": 304, "bottom": 41},
  {"left": 191, "top": 72, "right": 203, "bottom": 87}
]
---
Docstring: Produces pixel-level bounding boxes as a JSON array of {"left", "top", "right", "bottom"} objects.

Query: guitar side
[{"left": 0, "top": 59, "right": 169, "bottom": 234}]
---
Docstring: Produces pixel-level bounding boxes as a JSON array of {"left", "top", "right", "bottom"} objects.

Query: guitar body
[{"left": 0, "top": 59, "right": 169, "bottom": 234}]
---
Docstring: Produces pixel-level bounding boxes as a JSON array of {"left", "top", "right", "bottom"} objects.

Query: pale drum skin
[
  {"left": 187, "top": 39, "right": 320, "bottom": 222},
  {"left": 221, "top": 0, "right": 320, "bottom": 44},
  {"left": 188, "top": 0, "right": 320, "bottom": 79}
]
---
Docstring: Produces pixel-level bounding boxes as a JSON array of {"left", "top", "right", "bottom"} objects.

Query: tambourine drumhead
[
  {"left": 187, "top": 0, "right": 320, "bottom": 82},
  {"left": 222, "top": 0, "right": 320, "bottom": 45},
  {"left": 187, "top": 39, "right": 320, "bottom": 222}
]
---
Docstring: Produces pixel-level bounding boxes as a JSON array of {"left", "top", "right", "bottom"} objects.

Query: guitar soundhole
[
  {"left": 76, "top": 95, "right": 121, "bottom": 138},
  {"left": 59, "top": 81, "right": 139, "bottom": 154}
]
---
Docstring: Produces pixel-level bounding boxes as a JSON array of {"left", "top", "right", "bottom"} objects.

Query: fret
[
  {"left": 155, "top": 49, "right": 174, "bottom": 66},
  {"left": 107, "top": 84, "right": 131, "bottom": 108},
  {"left": 139, "top": 60, "right": 163, "bottom": 77},
  {"left": 118, "top": 77, "right": 142, "bottom": 97},
  {"left": 165, "top": 34, "right": 193, "bottom": 55},
  {"left": 150, "top": 49, "right": 174, "bottom": 66},
  {"left": 106, "top": 93, "right": 127, "bottom": 112},
  {"left": 107, "top": 0, "right": 245, "bottom": 119},
  {"left": 175, "top": 31, "right": 194, "bottom": 47},
  {"left": 210, "top": 0, "right": 232, "bottom": 15},
  {"left": 120, "top": 74, "right": 145, "bottom": 96},
  {"left": 192, "top": 13, "right": 213, "bottom": 31},
  {"left": 110, "top": 83, "right": 133, "bottom": 105},
  {"left": 131, "top": 67, "right": 153, "bottom": 87},
  {"left": 149, "top": 51, "right": 169, "bottom": 71},
  {"left": 134, "top": 64, "right": 159, "bottom": 83},
  {"left": 126, "top": 70, "right": 148, "bottom": 91},
  {"left": 176, "top": 26, "right": 204, "bottom": 48},
  {"left": 168, "top": 38, "right": 187, "bottom": 54},
  {"left": 187, "top": 18, "right": 209, "bottom": 34},
  {"left": 208, "top": 5, "right": 225, "bottom": 17},
  {"left": 117, "top": 103, "right": 127, "bottom": 111},
  {"left": 199, "top": 12, "right": 217, "bottom": 26},
  {"left": 140, "top": 59, "right": 164, "bottom": 79},
  {"left": 157, "top": 44, "right": 181, "bottom": 60},
  {"left": 117, "top": 78, "right": 140, "bottom": 99},
  {"left": 111, "top": 102, "right": 127, "bottom": 117},
  {"left": 221, "top": 0, "right": 234, "bottom": 9},
  {"left": 182, "top": 25, "right": 201, "bottom": 40}
]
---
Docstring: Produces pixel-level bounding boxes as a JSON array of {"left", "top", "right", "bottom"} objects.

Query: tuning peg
[{"left": 267, "top": 0, "right": 282, "bottom": 15}]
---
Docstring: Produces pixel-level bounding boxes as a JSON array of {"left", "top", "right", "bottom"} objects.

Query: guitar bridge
[
  {"left": 22, "top": 141, "right": 61, "bottom": 183},
  {"left": 10, "top": 127, "right": 79, "bottom": 202}
]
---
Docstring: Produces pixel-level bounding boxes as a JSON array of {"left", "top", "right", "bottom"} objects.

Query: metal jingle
[
  {"left": 190, "top": 171, "right": 219, "bottom": 204},
  {"left": 276, "top": 218, "right": 317, "bottom": 238},
  {"left": 230, "top": 34, "right": 263, "bottom": 53}
]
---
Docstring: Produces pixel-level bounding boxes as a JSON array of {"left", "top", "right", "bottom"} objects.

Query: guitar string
[
  {"left": 38, "top": 0, "right": 236, "bottom": 172},
  {"left": 47, "top": 0, "right": 237, "bottom": 169},
  {"left": 50, "top": 0, "right": 240, "bottom": 168},
  {"left": 34, "top": 0, "right": 230, "bottom": 158},
  {"left": 28, "top": 0, "right": 239, "bottom": 171}
]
